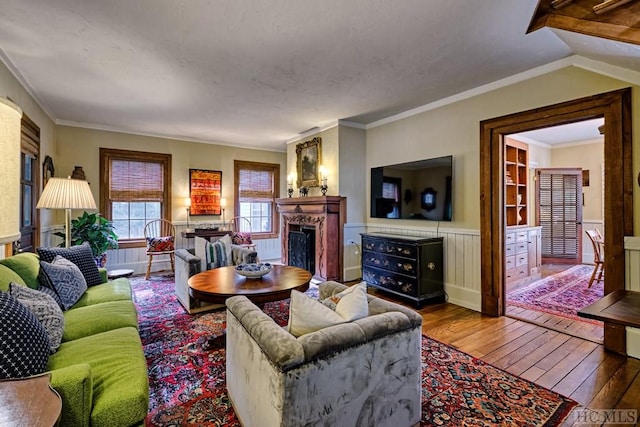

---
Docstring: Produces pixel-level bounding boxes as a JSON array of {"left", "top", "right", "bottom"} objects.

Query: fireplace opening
[{"left": 288, "top": 227, "right": 316, "bottom": 274}]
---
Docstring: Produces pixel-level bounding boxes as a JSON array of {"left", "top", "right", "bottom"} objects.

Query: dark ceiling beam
[{"left": 528, "top": 0, "right": 640, "bottom": 45}]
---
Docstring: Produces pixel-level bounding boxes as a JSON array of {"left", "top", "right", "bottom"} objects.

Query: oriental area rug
[
  {"left": 132, "top": 274, "right": 577, "bottom": 426},
  {"left": 506, "top": 264, "right": 604, "bottom": 324}
]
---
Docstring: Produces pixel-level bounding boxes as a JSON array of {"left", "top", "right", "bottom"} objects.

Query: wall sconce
[
  {"left": 287, "top": 173, "right": 294, "bottom": 198},
  {"left": 220, "top": 197, "right": 227, "bottom": 225},
  {"left": 185, "top": 197, "right": 192, "bottom": 232},
  {"left": 319, "top": 165, "right": 328, "bottom": 196}
]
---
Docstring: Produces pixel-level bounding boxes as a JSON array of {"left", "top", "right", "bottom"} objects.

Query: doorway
[{"left": 479, "top": 88, "right": 632, "bottom": 354}]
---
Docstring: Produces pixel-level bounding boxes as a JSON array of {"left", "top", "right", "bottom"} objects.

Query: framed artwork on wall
[
  {"left": 189, "top": 169, "right": 222, "bottom": 215},
  {"left": 42, "top": 155, "right": 54, "bottom": 187},
  {"left": 296, "top": 137, "right": 322, "bottom": 188}
]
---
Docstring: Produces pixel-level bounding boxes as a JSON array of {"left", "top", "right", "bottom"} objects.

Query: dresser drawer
[
  {"left": 515, "top": 242, "right": 528, "bottom": 254},
  {"left": 506, "top": 266, "right": 528, "bottom": 282},
  {"left": 362, "top": 237, "right": 417, "bottom": 259},
  {"left": 362, "top": 266, "right": 418, "bottom": 296},
  {"left": 505, "top": 244, "right": 516, "bottom": 257},
  {"left": 515, "top": 253, "right": 528, "bottom": 267},
  {"left": 505, "top": 255, "right": 516, "bottom": 270},
  {"left": 515, "top": 231, "right": 528, "bottom": 242},
  {"left": 362, "top": 250, "right": 417, "bottom": 276},
  {"left": 506, "top": 233, "right": 516, "bottom": 245}
]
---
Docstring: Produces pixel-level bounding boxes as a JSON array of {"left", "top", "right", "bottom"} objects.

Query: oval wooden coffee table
[
  {"left": 188, "top": 264, "right": 312, "bottom": 306},
  {"left": 188, "top": 265, "right": 312, "bottom": 349}
]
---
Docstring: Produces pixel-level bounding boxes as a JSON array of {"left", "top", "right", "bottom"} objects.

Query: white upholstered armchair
[{"left": 225, "top": 281, "right": 422, "bottom": 427}]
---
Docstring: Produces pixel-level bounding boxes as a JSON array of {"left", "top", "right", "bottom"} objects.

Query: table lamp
[{"left": 36, "top": 177, "right": 97, "bottom": 247}]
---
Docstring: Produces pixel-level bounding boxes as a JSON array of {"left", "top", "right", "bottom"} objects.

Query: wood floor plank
[
  {"left": 583, "top": 357, "right": 640, "bottom": 409},
  {"left": 569, "top": 351, "right": 626, "bottom": 407},
  {"left": 553, "top": 345, "right": 608, "bottom": 399},
  {"left": 536, "top": 340, "right": 599, "bottom": 390},
  {"left": 468, "top": 322, "right": 539, "bottom": 358},
  {"left": 481, "top": 327, "right": 550, "bottom": 364}
]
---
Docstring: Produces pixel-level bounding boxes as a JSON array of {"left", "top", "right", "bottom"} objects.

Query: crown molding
[
  {"left": 0, "top": 49, "right": 56, "bottom": 122},
  {"left": 56, "top": 119, "right": 287, "bottom": 153}
]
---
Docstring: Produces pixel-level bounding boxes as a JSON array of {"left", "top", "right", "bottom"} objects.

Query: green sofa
[{"left": 0, "top": 252, "right": 149, "bottom": 427}]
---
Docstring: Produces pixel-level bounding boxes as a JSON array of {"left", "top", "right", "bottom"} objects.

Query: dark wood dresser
[{"left": 361, "top": 233, "right": 444, "bottom": 307}]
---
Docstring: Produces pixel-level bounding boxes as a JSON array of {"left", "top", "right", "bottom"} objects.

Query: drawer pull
[{"left": 428, "top": 262, "right": 436, "bottom": 271}]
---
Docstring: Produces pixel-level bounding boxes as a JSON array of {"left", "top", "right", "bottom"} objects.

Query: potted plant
[{"left": 54, "top": 211, "right": 119, "bottom": 267}]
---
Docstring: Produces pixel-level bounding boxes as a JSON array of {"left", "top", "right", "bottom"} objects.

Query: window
[
  {"left": 234, "top": 160, "right": 280, "bottom": 239},
  {"left": 100, "top": 148, "right": 171, "bottom": 248},
  {"left": 382, "top": 177, "right": 401, "bottom": 218}
]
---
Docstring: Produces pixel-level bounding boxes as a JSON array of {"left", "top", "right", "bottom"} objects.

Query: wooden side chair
[
  {"left": 227, "top": 216, "right": 257, "bottom": 252},
  {"left": 585, "top": 229, "right": 604, "bottom": 288},
  {"left": 144, "top": 219, "right": 176, "bottom": 279}
]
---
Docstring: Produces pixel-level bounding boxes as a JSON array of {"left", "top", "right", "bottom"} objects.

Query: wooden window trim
[
  {"left": 100, "top": 148, "right": 172, "bottom": 249},
  {"left": 234, "top": 160, "right": 280, "bottom": 239}
]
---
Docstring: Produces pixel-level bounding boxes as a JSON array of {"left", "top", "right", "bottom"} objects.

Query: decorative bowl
[{"left": 235, "top": 262, "right": 273, "bottom": 278}]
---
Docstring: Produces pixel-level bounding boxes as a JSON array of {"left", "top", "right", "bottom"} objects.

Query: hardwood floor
[{"left": 367, "top": 288, "right": 640, "bottom": 426}]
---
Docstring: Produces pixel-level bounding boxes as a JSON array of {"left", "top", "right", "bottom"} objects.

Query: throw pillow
[
  {"left": 9, "top": 283, "right": 65, "bottom": 353},
  {"left": 205, "top": 239, "right": 228, "bottom": 270},
  {"left": 146, "top": 235, "right": 175, "bottom": 252},
  {"left": 321, "top": 281, "right": 369, "bottom": 321},
  {"left": 288, "top": 289, "right": 345, "bottom": 337},
  {"left": 39, "top": 256, "right": 88, "bottom": 311},
  {"left": 37, "top": 283, "right": 64, "bottom": 309},
  {"left": 231, "top": 231, "right": 253, "bottom": 245},
  {"left": 0, "top": 292, "right": 50, "bottom": 379},
  {"left": 219, "top": 234, "right": 234, "bottom": 266},
  {"left": 37, "top": 243, "right": 103, "bottom": 287}
]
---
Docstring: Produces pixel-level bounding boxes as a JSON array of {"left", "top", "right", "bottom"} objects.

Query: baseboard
[
  {"left": 444, "top": 284, "right": 481, "bottom": 312},
  {"left": 343, "top": 266, "right": 361, "bottom": 282},
  {"left": 627, "top": 327, "right": 640, "bottom": 360}
]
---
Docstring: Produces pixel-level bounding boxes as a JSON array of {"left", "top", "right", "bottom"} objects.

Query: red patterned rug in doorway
[
  {"left": 133, "top": 274, "right": 577, "bottom": 426},
  {"left": 507, "top": 264, "right": 604, "bottom": 324}
]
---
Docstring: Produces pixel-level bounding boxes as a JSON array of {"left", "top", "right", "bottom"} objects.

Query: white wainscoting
[
  {"left": 624, "top": 236, "right": 640, "bottom": 359},
  {"left": 348, "top": 223, "right": 481, "bottom": 312}
]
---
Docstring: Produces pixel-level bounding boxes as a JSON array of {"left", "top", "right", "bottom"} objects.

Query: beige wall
[
  {"left": 0, "top": 60, "right": 57, "bottom": 230},
  {"left": 366, "top": 66, "right": 634, "bottom": 231},
  {"left": 57, "top": 126, "right": 286, "bottom": 224},
  {"left": 551, "top": 141, "right": 604, "bottom": 221}
]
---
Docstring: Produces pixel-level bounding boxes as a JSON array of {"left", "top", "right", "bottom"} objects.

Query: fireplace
[
  {"left": 288, "top": 228, "right": 316, "bottom": 273},
  {"left": 276, "top": 196, "right": 346, "bottom": 281}
]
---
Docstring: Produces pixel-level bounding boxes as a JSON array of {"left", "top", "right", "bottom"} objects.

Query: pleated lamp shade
[
  {"left": 0, "top": 97, "right": 22, "bottom": 246},
  {"left": 36, "top": 177, "right": 97, "bottom": 211},
  {"left": 37, "top": 177, "right": 97, "bottom": 247}
]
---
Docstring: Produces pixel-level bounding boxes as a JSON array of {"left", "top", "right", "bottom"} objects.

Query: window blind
[
  {"left": 110, "top": 159, "right": 164, "bottom": 201},
  {"left": 238, "top": 168, "right": 274, "bottom": 202}
]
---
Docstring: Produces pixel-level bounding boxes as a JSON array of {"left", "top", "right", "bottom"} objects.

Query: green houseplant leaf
[{"left": 53, "top": 212, "right": 119, "bottom": 258}]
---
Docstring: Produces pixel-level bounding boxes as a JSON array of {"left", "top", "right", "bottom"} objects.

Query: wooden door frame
[{"left": 480, "top": 88, "right": 632, "bottom": 354}]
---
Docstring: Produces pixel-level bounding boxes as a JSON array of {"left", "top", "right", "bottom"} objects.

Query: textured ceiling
[{"left": 0, "top": 1, "right": 635, "bottom": 151}]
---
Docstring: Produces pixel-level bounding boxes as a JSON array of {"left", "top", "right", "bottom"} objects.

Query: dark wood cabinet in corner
[{"left": 360, "top": 233, "right": 445, "bottom": 308}]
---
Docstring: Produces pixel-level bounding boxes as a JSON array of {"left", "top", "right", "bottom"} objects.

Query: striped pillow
[{"left": 205, "top": 240, "right": 228, "bottom": 270}]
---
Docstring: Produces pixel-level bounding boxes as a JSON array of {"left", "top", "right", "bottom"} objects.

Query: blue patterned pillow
[
  {"left": 37, "top": 243, "right": 103, "bottom": 286},
  {"left": 9, "top": 283, "right": 65, "bottom": 353},
  {"left": 0, "top": 292, "right": 50, "bottom": 379},
  {"left": 39, "top": 256, "right": 88, "bottom": 311},
  {"left": 205, "top": 239, "right": 228, "bottom": 270}
]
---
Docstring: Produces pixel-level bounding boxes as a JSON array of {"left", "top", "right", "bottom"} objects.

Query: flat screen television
[{"left": 370, "top": 155, "right": 453, "bottom": 221}]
